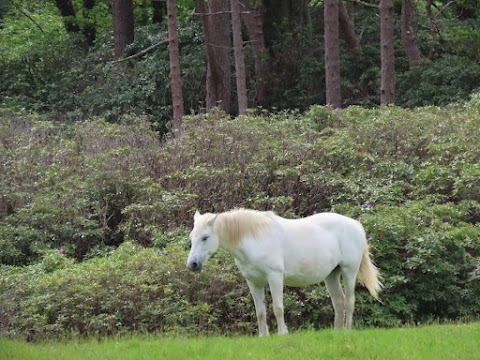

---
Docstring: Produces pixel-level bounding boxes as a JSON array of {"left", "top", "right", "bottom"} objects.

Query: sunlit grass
[{"left": 1, "top": 323, "right": 479, "bottom": 360}]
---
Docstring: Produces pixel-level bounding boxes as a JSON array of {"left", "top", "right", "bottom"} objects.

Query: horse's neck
[
  {"left": 229, "top": 246, "right": 249, "bottom": 264},
  {"left": 222, "top": 235, "right": 265, "bottom": 265},
  {"left": 219, "top": 235, "right": 247, "bottom": 260},
  {"left": 219, "top": 236, "right": 241, "bottom": 254}
]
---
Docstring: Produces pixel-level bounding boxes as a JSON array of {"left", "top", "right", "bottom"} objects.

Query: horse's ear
[
  {"left": 207, "top": 214, "right": 218, "bottom": 227},
  {"left": 194, "top": 210, "right": 201, "bottom": 221}
]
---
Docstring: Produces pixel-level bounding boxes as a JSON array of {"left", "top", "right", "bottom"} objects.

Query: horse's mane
[{"left": 215, "top": 209, "right": 274, "bottom": 247}]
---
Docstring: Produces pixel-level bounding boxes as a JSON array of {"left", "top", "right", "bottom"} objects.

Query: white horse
[{"left": 187, "top": 209, "right": 382, "bottom": 336}]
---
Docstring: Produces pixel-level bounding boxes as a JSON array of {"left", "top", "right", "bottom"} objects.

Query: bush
[
  {"left": 0, "top": 21, "right": 206, "bottom": 130},
  {"left": 1, "top": 99, "right": 480, "bottom": 338},
  {"left": 397, "top": 55, "right": 480, "bottom": 108},
  {"left": 2, "top": 209, "right": 479, "bottom": 340},
  {"left": 0, "top": 111, "right": 170, "bottom": 262},
  {"left": 360, "top": 202, "right": 480, "bottom": 325},
  {"left": 0, "top": 239, "right": 257, "bottom": 340}
]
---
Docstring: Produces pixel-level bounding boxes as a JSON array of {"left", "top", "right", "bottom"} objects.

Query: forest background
[
  {"left": 0, "top": 0, "right": 479, "bottom": 341},
  {"left": 1, "top": 0, "right": 480, "bottom": 129}
]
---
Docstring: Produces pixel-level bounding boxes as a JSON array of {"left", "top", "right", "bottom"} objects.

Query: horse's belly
[
  {"left": 283, "top": 266, "right": 333, "bottom": 287},
  {"left": 234, "top": 257, "right": 270, "bottom": 284},
  {"left": 282, "top": 241, "right": 340, "bottom": 287}
]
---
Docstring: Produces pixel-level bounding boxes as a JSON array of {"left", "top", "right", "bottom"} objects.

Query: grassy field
[{"left": 1, "top": 323, "right": 479, "bottom": 360}]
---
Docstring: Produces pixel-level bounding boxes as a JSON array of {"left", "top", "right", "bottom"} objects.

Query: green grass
[{"left": 1, "top": 323, "right": 479, "bottom": 360}]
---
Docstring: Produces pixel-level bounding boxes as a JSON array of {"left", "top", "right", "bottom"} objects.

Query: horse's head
[{"left": 187, "top": 211, "right": 219, "bottom": 272}]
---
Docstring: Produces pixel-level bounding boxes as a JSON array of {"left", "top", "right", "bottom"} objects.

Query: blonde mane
[{"left": 215, "top": 209, "right": 274, "bottom": 247}]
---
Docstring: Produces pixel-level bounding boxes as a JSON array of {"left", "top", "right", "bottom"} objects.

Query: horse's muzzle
[{"left": 187, "top": 260, "right": 202, "bottom": 272}]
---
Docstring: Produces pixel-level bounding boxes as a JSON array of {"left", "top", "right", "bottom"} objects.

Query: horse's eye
[{"left": 201, "top": 236, "right": 209, "bottom": 242}]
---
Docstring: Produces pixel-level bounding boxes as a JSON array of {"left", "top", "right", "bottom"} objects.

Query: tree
[
  {"left": 324, "top": 0, "right": 342, "bottom": 108},
  {"left": 167, "top": 0, "right": 184, "bottom": 132},
  {"left": 231, "top": 0, "right": 248, "bottom": 115},
  {"left": 111, "top": 0, "right": 135, "bottom": 59},
  {"left": 339, "top": 1, "right": 360, "bottom": 50},
  {"left": 380, "top": 0, "right": 395, "bottom": 104},
  {"left": 54, "top": 0, "right": 81, "bottom": 33},
  {"left": 239, "top": 0, "right": 270, "bottom": 107},
  {"left": 401, "top": 0, "right": 422, "bottom": 64},
  {"left": 52, "top": 0, "right": 97, "bottom": 45},
  {"left": 196, "top": 0, "right": 232, "bottom": 113}
]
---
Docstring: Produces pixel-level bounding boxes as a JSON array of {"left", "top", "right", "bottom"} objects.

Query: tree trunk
[
  {"left": 231, "top": 0, "right": 248, "bottom": 115},
  {"left": 82, "top": 0, "right": 96, "bottom": 46},
  {"left": 401, "top": 0, "right": 422, "bottom": 64},
  {"left": 380, "top": 0, "right": 395, "bottom": 104},
  {"left": 324, "top": 0, "right": 342, "bottom": 108},
  {"left": 54, "top": 0, "right": 80, "bottom": 33},
  {"left": 111, "top": 0, "right": 135, "bottom": 59},
  {"left": 196, "top": 0, "right": 232, "bottom": 113},
  {"left": 339, "top": 1, "right": 360, "bottom": 49},
  {"left": 239, "top": 0, "right": 270, "bottom": 107},
  {"left": 167, "top": 0, "right": 184, "bottom": 132}
]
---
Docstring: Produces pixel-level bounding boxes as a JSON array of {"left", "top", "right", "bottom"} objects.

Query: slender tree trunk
[
  {"left": 324, "top": 0, "right": 342, "bottom": 108},
  {"left": 239, "top": 0, "right": 270, "bottom": 107},
  {"left": 167, "top": 0, "right": 184, "bottom": 132},
  {"left": 401, "top": 0, "right": 422, "bottom": 63},
  {"left": 380, "top": 0, "right": 395, "bottom": 104},
  {"left": 111, "top": 0, "right": 135, "bottom": 59},
  {"left": 54, "top": 0, "right": 80, "bottom": 33},
  {"left": 231, "top": 0, "right": 248, "bottom": 115},
  {"left": 196, "top": 0, "right": 232, "bottom": 113},
  {"left": 339, "top": 1, "right": 360, "bottom": 49},
  {"left": 82, "top": 0, "right": 96, "bottom": 46}
]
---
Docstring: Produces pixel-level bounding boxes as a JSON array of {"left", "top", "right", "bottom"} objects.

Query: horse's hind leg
[
  {"left": 325, "top": 266, "right": 345, "bottom": 329},
  {"left": 246, "top": 280, "right": 269, "bottom": 336},
  {"left": 341, "top": 267, "right": 357, "bottom": 329}
]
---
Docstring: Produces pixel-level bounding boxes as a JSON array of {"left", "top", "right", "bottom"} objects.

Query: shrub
[
  {"left": 360, "top": 201, "right": 480, "bottom": 325},
  {"left": 0, "top": 111, "right": 168, "bottom": 262},
  {"left": 397, "top": 55, "right": 480, "bottom": 108},
  {"left": 0, "top": 21, "right": 205, "bottom": 129},
  {"left": 0, "top": 239, "right": 257, "bottom": 340},
  {"left": 2, "top": 207, "right": 479, "bottom": 341},
  {"left": 1, "top": 99, "right": 480, "bottom": 338}
]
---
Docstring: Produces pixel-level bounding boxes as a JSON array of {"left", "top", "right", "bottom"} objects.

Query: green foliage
[
  {"left": 361, "top": 202, "right": 480, "bottom": 325},
  {"left": 1, "top": 0, "right": 480, "bottom": 340},
  {"left": 0, "top": 111, "right": 165, "bottom": 262},
  {"left": 397, "top": 55, "right": 480, "bottom": 107},
  {"left": 0, "top": 19, "right": 205, "bottom": 129},
  {"left": 1, "top": 99, "right": 480, "bottom": 339},
  {"left": 0, "top": 240, "right": 256, "bottom": 340},
  {"left": 2, "top": 1, "right": 480, "bottom": 122},
  {"left": 0, "top": 1, "right": 67, "bottom": 62}
]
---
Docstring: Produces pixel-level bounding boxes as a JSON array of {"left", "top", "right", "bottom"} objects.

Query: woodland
[
  {"left": 1, "top": 0, "right": 480, "bottom": 130},
  {"left": 0, "top": 0, "right": 480, "bottom": 340}
]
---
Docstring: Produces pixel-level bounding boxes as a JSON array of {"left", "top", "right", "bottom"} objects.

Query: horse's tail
[{"left": 357, "top": 245, "right": 383, "bottom": 301}]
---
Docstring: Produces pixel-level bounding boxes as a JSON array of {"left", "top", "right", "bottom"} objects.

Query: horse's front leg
[
  {"left": 246, "top": 280, "right": 269, "bottom": 336},
  {"left": 268, "top": 273, "right": 288, "bottom": 335}
]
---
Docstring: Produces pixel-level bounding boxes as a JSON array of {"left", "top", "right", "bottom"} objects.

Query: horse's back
[
  {"left": 276, "top": 212, "right": 367, "bottom": 286},
  {"left": 280, "top": 212, "right": 365, "bottom": 240},
  {"left": 308, "top": 212, "right": 366, "bottom": 261}
]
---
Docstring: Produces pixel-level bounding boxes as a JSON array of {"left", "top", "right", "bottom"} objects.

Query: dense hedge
[{"left": 1, "top": 97, "right": 480, "bottom": 339}]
